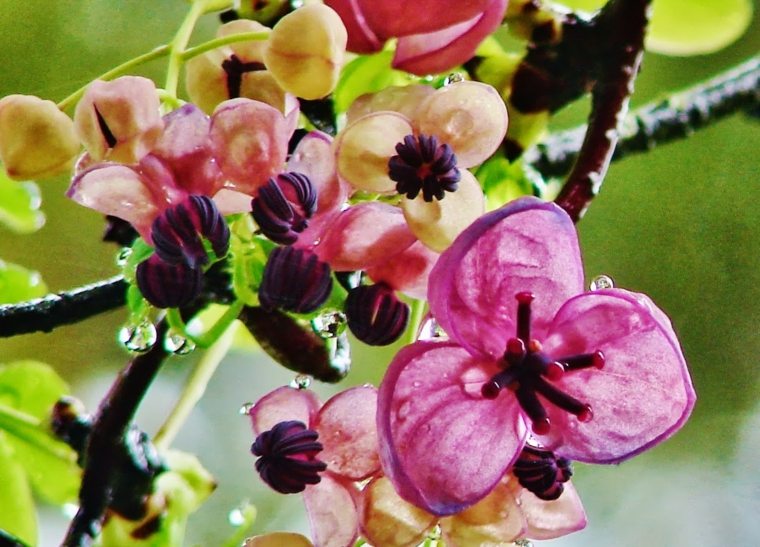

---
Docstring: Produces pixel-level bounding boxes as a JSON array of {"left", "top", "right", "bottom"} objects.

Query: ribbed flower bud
[
  {"left": 135, "top": 255, "right": 202, "bottom": 309},
  {"left": 345, "top": 284, "right": 409, "bottom": 346},
  {"left": 74, "top": 76, "right": 163, "bottom": 164},
  {"left": 251, "top": 420, "right": 327, "bottom": 494},
  {"left": 512, "top": 445, "right": 573, "bottom": 501},
  {"left": 252, "top": 172, "right": 317, "bottom": 244},
  {"left": 0, "top": 94, "right": 80, "bottom": 180},
  {"left": 264, "top": 4, "right": 347, "bottom": 100},
  {"left": 259, "top": 246, "right": 332, "bottom": 314},
  {"left": 151, "top": 195, "right": 230, "bottom": 269}
]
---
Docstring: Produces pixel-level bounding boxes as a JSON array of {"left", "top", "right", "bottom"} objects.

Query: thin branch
[
  {"left": 61, "top": 319, "right": 170, "bottom": 547},
  {"left": 529, "top": 55, "right": 760, "bottom": 178},
  {"left": 0, "top": 276, "right": 127, "bottom": 338},
  {"left": 554, "top": 0, "right": 651, "bottom": 221}
]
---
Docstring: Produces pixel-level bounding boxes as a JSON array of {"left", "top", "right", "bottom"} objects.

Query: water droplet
[
  {"left": 311, "top": 311, "right": 346, "bottom": 339},
  {"left": 239, "top": 402, "right": 254, "bottom": 415},
  {"left": 444, "top": 72, "right": 465, "bottom": 85},
  {"left": 115, "top": 247, "right": 132, "bottom": 266},
  {"left": 417, "top": 317, "right": 446, "bottom": 341},
  {"left": 289, "top": 374, "right": 312, "bottom": 390},
  {"left": 590, "top": 274, "right": 615, "bottom": 291},
  {"left": 515, "top": 540, "right": 533, "bottom": 547},
  {"left": 164, "top": 330, "right": 196, "bottom": 355},
  {"left": 62, "top": 503, "right": 79, "bottom": 519},
  {"left": 228, "top": 507, "right": 245, "bottom": 526},
  {"left": 412, "top": 381, "right": 422, "bottom": 388},
  {"left": 118, "top": 320, "right": 157, "bottom": 353},
  {"left": 397, "top": 400, "right": 412, "bottom": 420}
]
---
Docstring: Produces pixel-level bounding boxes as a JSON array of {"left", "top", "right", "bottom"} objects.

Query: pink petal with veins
[
  {"left": 324, "top": 0, "right": 383, "bottom": 53},
  {"left": 366, "top": 240, "right": 439, "bottom": 300},
  {"left": 429, "top": 197, "right": 584, "bottom": 358},
  {"left": 247, "top": 386, "right": 321, "bottom": 435},
  {"left": 393, "top": 0, "right": 507, "bottom": 76},
  {"left": 303, "top": 474, "right": 360, "bottom": 547},
  {"left": 356, "top": 0, "right": 492, "bottom": 39},
  {"left": 315, "top": 202, "right": 416, "bottom": 271},
  {"left": 378, "top": 341, "right": 527, "bottom": 515},
  {"left": 542, "top": 289, "right": 695, "bottom": 463},
  {"left": 519, "top": 480, "right": 587, "bottom": 540},
  {"left": 314, "top": 385, "right": 380, "bottom": 480}
]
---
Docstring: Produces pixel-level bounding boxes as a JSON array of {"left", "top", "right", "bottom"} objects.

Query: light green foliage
[
  {"left": 477, "top": 156, "right": 546, "bottom": 211},
  {"left": 0, "top": 169, "right": 45, "bottom": 234},
  {"left": 0, "top": 361, "right": 81, "bottom": 544},
  {"left": 334, "top": 51, "right": 410, "bottom": 114},
  {"left": 0, "top": 260, "right": 47, "bottom": 304}
]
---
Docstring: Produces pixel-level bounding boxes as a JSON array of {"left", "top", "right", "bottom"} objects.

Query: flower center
[
  {"left": 481, "top": 292, "right": 604, "bottom": 435},
  {"left": 221, "top": 54, "right": 266, "bottom": 99},
  {"left": 512, "top": 445, "right": 572, "bottom": 501},
  {"left": 251, "top": 172, "right": 317, "bottom": 245},
  {"left": 258, "top": 246, "right": 333, "bottom": 314},
  {"left": 345, "top": 283, "right": 409, "bottom": 346},
  {"left": 388, "top": 134, "right": 460, "bottom": 202},
  {"left": 251, "top": 420, "right": 327, "bottom": 494}
]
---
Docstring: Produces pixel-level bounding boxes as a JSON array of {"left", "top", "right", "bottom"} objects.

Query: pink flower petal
[
  {"left": 393, "top": 0, "right": 507, "bottom": 76},
  {"left": 303, "top": 474, "right": 360, "bottom": 547},
  {"left": 247, "top": 386, "right": 322, "bottom": 435},
  {"left": 313, "top": 385, "right": 380, "bottom": 480},
  {"left": 542, "top": 289, "right": 696, "bottom": 463},
  {"left": 378, "top": 341, "right": 527, "bottom": 515},
  {"left": 366, "top": 240, "right": 439, "bottom": 300},
  {"left": 315, "top": 202, "right": 416, "bottom": 271},
  {"left": 66, "top": 163, "right": 159, "bottom": 238},
  {"left": 359, "top": 476, "right": 437, "bottom": 547},
  {"left": 356, "top": 0, "right": 492, "bottom": 39},
  {"left": 519, "top": 480, "right": 587, "bottom": 540},
  {"left": 429, "top": 197, "right": 584, "bottom": 358},
  {"left": 324, "top": 0, "right": 383, "bottom": 53}
]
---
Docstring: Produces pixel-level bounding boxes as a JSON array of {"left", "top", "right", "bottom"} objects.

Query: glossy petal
[
  {"left": 428, "top": 197, "right": 584, "bottom": 358},
  {"left": 366, "top": 240, "right": 438, "bottom": 300},
  {"left": 67, "top": 163, "right": 159, "bottom": 238},
  {"left": 314, "top": 386, "right": 380, "bottom": 480},
  {"left": 541, "top": 289, "right": 695, "bottom": 463},
  {"left": 518, "top": 480, "right": 587, "bottom": 540},
  {"left": 324, "top": 0, "right": 383, "bottom": 53},
  {"left": 378, "top": 341, "right": 527, "bottom": 515},
  {"left": 248, "top": 386, "right": 322, "bottom": 435},
  {"left": 303, "top": 473, "right": 359, "bottom": 547},
  {"left": 315, "top": 202, "right": 416, "bottom": 271},
  {"left": 359, "top": 476, "right": 437, "bottom": 547},
  {"left": 394, "top": 0, "right": 507, "bottom": 76},
  {"left": 356, "top": 0, "right": 492, "bottom": 39}
]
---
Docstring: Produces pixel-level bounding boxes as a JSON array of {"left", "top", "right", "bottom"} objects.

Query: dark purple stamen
[
  {"left": 135, "top": 254, "right": 202, "bottom": 309},
  {"left": 345, "top": 283, "right": 409, "bottom": 346},
  {"left": 221, "top": 54, "right": 266, "bottom": 99},
  {"left": 94, "top": 105, "right": 117, "bottom": 148},
  {"left": 513, "top": 445, "right": 573, "bottom": 501},
  {"left": 481, "top": 292, "right": 604, "bottom": 434},
  {"left": 258, "top": 246, "right": 332, "bottom": 314},
  {"left": 251, "top": 172, "right": 317, "bottom": 245},
  {"left": 151, "top": 195, "right": 230, "bottom": 269},
  {"left": 251, "top": 420, "right": 327, "bottom": 494},
  {"left": 388, "top": 134, "right": 460, "bottom": 202}
]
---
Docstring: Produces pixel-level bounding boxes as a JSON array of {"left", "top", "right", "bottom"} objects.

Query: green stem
[
  {"left": 405, "top": 299, "right": 427, "bottom": 345},
  {"left": 165, "top": 0, "right": 209, "bottom": 97},
  {"left": 181, "top": 31, "right": 270, "bottom": 61},
  {"left": 57, "top": 45, "right": 171, "bottom": 111},
  {"left": 167, "top": 300, "right": 245, "bottom": 348},
  {"left": 153, "top": 322, "right": 236, "bottom": 451}
]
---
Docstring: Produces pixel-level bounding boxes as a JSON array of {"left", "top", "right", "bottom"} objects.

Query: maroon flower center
[
  {"left": 251, "top": 172, "right": 317, "bottom": 245},
  {"left": 513, "top": 445, "right": 572, "bottom": 501},
  {"left": 345, "top": 283, "right": 409, "bottom": 346},
  {"left": 388, "top": 134, "right": 460, "bottom": 202},
  {"left": 258, "top": 246, "right": 333, "bottom": 314},
  {"left": 481, "top": 292, "right": 604, "bottom": 435},
  {"left": 251, "top": 420, "right": 327, "bottom": 494}
]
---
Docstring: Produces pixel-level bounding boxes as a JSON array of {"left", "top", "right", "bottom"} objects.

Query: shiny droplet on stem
[
  {"left": 118, "top": 320, "right": 157, "bottom": 353},
  {"left": 164, "top": 329, "right": 196, "bottom": 355},
  {"left": 310, "top": 311, "right": 347, "bottom": 339},
  {"left": 290, "top": 374, "right": 312, "bottom": 389}
]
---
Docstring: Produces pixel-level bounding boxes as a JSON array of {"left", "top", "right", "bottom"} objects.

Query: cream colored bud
[
  {"left": 264, "top": 4, "right": 347, "bottom": 100},
  {"left": 0, "top": 94, "right": 79, "bottom": 180}
]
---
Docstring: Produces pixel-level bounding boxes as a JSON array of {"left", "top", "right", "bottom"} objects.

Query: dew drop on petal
[
  {"left": 310, "top": 311, "right": 346, "bottom": 339},
  {"left": 515, "top": 540, "right": 533, "bottom": 547},
  {"left": 412, "top": 380, "right": 422, "bottom": 388},
  {"left": 118, "top": 320, "right": 157, "bottom": 353},
  {"left": 290, "top": 374, "right": 312, "bottom": 389},
  {"left": 239, "top": 402, "right": 254, "bottom": 415},
  {"left": 444, "top": 72, "right": 465, "bottom": 85},
  {"left": 590, "top": 274, "right": 615, "bottom": 291},
  {"left": 228, "top": 507, "right": 245, "bottom": 526},
  {"left": 164, "top": 330, "right": 196, "bottom": 355},
  {"left": 397, "top": 400, "right": 412, "bottom": 420},
  {"left": 62, "top": 503, "right": 79, "bottom": 519}
]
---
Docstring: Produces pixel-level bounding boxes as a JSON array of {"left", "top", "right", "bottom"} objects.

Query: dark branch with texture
[
  {"left": 528, "top": 55, "right": 760, "bottom": 178},
  {"left": 553, "top": 0, "right": 651, "bottom": 221},
  {"left": 61, "top": 319, "right": 169, "bottom": 547},
  {"left": 0, "top": 276, "right": 127, "bottom": 338}
]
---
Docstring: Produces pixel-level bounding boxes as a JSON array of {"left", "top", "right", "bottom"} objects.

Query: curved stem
[
  {"left": 164, "top": 0, "right": 209, "bottom": 97},
  {"left": 180, "top": 31, "right": 270, "bottom": 61},
  {"left": 153, "top": 323, "right": 236, "bottom": 451}
]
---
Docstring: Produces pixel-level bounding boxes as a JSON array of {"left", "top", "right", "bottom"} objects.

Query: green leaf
[
  {"left": 0, "top": 259, "right": 48, "bottom": 304},
  {"left": 334, "top": 51, "right": 410, "bottom": 113},
  {"left": 0, "top": 169, "right": 45, "bottom": 234},
  {"left": 0, "top": 360, "right": 68, "bottom": 419},
  {"left": 0, "top": 434, "right": 37, "bottom": 546}
]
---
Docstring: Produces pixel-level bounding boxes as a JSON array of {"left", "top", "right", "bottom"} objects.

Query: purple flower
[{"left": 377, "top": 196, "right": 696, "bottom": 515}]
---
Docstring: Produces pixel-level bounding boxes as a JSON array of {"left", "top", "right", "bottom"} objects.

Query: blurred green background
[{"left": 0, "top": 1, "right": 758, "bottom": 545}]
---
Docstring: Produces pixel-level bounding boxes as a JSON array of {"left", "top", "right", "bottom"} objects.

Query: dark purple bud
[
  {"left": 251, "top": 420, "right": 327, "bottom": 494},
  {"left": 251, "top": 172, "right": 317, "bottom": 245},
  {"left": 388, "top": 133, "right": 460, "bottom": 202},
  {"left": 259, "top": 246, "right": 332, "bottom": 314},
  {"left": 513, "top": 445, "right": 573, "bottom": 501},
  {"left": 345, "top": 283, "right": 409, "bottom": 346},
  {"left": 136, "top": 255, "right": 202, "bottom": 309},
  {"left": 151, "top": 195, "right": 230, "bottom": 269}
]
